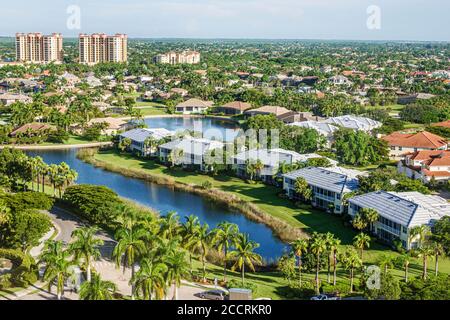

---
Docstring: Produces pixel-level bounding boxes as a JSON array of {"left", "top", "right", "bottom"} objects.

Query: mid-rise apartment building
[
  {"left": 155, "top": 51, "right": 200, "bottom": 65},
  {"left": 79, "top": 33, "right": 128, "bottom": 64},
  {"left": 16, "top": 33, "right": 63, "bottom": 63}
]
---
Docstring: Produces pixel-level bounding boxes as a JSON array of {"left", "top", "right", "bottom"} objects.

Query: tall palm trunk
[
  {"left": 202, "top": 253, "right": 206, "bottom": 282},
  {"left": 327, "top": 253, "right": 331, "bottom": 283},
  {"left": 422, "top": 255, "right": 428, "bottom": 280},
  {"left": 86, "top": 258, "right": 91, "bottom": 282},
  {"left": 223, "top": 247, "right": 228, "bottom": 282},
  {"left": 131, "top": 264, "right": 136, "bottom": 300},
  {"left": 315, "top": 253, "right": 320, "bottom": 294},
  {"left": 241, "top": 264, "right": 245, "bottom": 286},
  {"left": 333, "top": 250, "right": 337, "bottom": 286},
  {"left": 435, "top": 255, "right": 439, "bottom": 276},
  {"left": 349, "top": 268, "right": 354, "bottom": 293},
  {"left": 405, "top": 263, "right": 409, "bottom": 283},
  {"left": 173, "top": 282, "right": 179, "bottom": 300},
  {"left": 298, "top": 255, "right": 302, "bottom": 288}
]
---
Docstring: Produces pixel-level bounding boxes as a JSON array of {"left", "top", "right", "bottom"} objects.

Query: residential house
[
  {"left": 328, "top": 75, "right": 352, "bottom": 86},
  {"left": 277, "top": 111, "right": 324, "bottom": 124},
  {"left": 170, "top": 88, "right": 189, "bottom": 97},
  {"left": 398, "top": 150, "right": 450, "bottom": 183},
  {"left": 244, "top": 106, "right": 290, "bottom": 117},
  {"left": 215, "top": 101, "right": 252, "bottom": 115},
  {"left": 348, "top": 191, "right": 450, "bottom": 249},
  {"left": 10, "top": 122, "right": 56, "bottom": 137},
  {"left": 158, "top": 136, "right": 224, "bottom": 171},
  {"left": 382, "top": 131, "right": 448, "bottom": 160},
  {"left": 432, "top": 120, "right": 450, "bottom": 129},
  {"left": 0, "top": 93, "right": 32, "bottom": 106},
  {"left": 288, "top": 121, "right": 338, "bottom": 148},
  {"left": 74, "top": 117, "right": 132, "bottom": 136},
  {"left": 119, "top": 128, "right": 174, "bottom": 156},
  {"left": 283, "top": 166, "right": 363, "bottom": 214},
  {"left": 175, "top": 98, "right": 213, "bottom": 114},
  {"left": 323, "top": 115, "right": 382, "bottom": 132}
]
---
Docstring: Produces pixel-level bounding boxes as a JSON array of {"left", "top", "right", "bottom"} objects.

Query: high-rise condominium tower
[
  {"left": 16, "top": 33, "right": 63, "bottom": 63},
  {"left": 79, "top": 33, "right": 128, "bottom": 64}
]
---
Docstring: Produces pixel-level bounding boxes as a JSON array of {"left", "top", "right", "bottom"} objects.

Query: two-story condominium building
[
  {"left": 348, "top": 191, "right": 450, "bottom": 249},
  {"left": 382, "top": 131, "right": 448, "bottom": 160},
  {"left": 233, "top": 149, "right": 334, "bottom": 184},
  {"left": 158, "top": 136, "right": 224, "bottom": 171},
  {"left": 283, "top": 166, "right": 363, "bottom": 214},
  {"left": 175, "top": 98, "right": 213, "bottom": 114},
  {"left": 398, "top": 150, "right": 450, "bottom": 184},
  {"left": 119, "top": 128, "right": 174, "bottom": 156}
]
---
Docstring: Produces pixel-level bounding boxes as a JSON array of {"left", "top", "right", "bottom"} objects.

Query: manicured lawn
[
  {"left": 137, "top": 106, "right": 170, "bottom": 116},
  {"left": 91, "top": 150, "right": 450, "bottom": 273}
]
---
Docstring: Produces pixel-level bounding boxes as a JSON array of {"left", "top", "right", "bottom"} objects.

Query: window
[
  {"left": 402, "top": 226, "right": 408, "bottom": 234},
  {"left": 336, "top": 194, "right": 341, "bottom": 200}
]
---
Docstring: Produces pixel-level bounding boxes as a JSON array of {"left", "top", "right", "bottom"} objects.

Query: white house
[
  {"left": 288, "top": 121, "right": 338, "bottom": 147},
  {"left": 175, "top": 98, "right": 213, "bottom": 114},
  {"left": 283, "top": 166, "right": 364, "bottom": 214},
  {"left": 158, "top": 136, "right": 224, "bottom": 171},
  {"left": 323, "top": 115, "right": 382, "bottom": 132},
  {"left": 328, "top": 75, "right": 353, "bottom": 86},
  {"left": 348, "top": 191, "right": 450, "bottom": 249},
  {"left": 119, "top": 128, "right": 174, "bottom": 156},
  {"left": 0, "top": 93, "right": 32, "bottom": 106}
]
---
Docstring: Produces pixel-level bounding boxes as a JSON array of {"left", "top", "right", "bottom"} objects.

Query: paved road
[{"left": 17, "top": 206, "right": 214, "bottom": 300}]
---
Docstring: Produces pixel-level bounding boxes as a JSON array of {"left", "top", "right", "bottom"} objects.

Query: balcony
[{"left": 378, "top": 224, "right": 401, "bottom": 237}]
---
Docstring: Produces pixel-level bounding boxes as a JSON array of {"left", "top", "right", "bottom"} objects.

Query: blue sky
[{"left": 2, "top": 0, "right": 449, "bottom": 41}]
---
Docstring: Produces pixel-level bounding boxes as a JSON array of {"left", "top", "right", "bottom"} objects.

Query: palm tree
[
  {"left": 212, "top": 222, "right": 239, "bottom": 282},
  {"left": 253, "top": 159, "right": 264, "bottom": 180},
  {"left": 327, "top": 236, "right": 341, "bottom": 286},
  {"left": 396, "top": 253, "right": 412, "bottom": 283},
  {"left": 360, "top": 208, "right": 379, "bottom": 234},
  {"left": 166, "top": 251, "right": 189, "bottom": 300},
  {"left": 79, "top": 273, "right": 117, "bottom": 300},
  {"left": 431, "top": 242, "right": 445, "bottom": 276},
  {"left": 410, "top": 225, "right": 431, "bottom": 249},
  {"left": 229, "top": 233, "right": 262, "bottom": 286},
  {"left": 39, "top": 240, "right": 73, "bottom": 300},
  {"left": 417, "top": 245, "right": 434, "bottom": 280},
  {"left": 160, "top": 211, "right": 180, "bottom": 241},
  {"left": 186, "top": 223, "right": 211, "bottom": 282},
  {"left": 352, "top": 214, "right": 368, "bottom": 232},
  {"left": 69, "top": 226, "right": 104, "bottom": 282},
  {"left": 341, "top": 248, "right": 362, "bottom": 293},
  {"left": 291, "top": 238, "right": 308, "bottom": 287},
  {"left": 378, "top": 254, "right": 394, "bottom": 274},
  {"left": 112, "top": 224, "right": 147, "bottom": 300},
  {"left": 168, "top": 148, "right": 184, "bottom": 168},
  {"left": 353, "top": 232, "right": 371, "bottom": 262},
  {"left": 309, "top": 233, "right": 327, "bottom": 294},
  {"left": 323, "top": 232, "right": 338, "bottom": 283},
  {"left": 181, "top": 215, "right": 201, "bottom": 274},
  {"left": 131, "top": 252, "right": 168, "bottom": 300}
]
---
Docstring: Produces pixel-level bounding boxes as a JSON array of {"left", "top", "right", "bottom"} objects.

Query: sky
[{"left": 1, "top": 0, "right": 449, "bottom": 41}]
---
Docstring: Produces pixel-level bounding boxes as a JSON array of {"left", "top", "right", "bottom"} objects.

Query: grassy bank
[{"left": 77, "top": 148, "right": 450, "bottom": 274}]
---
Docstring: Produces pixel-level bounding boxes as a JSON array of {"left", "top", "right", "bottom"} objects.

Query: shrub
[
  {"left": 0, "top": 249, "right": 38, "bottom": 288},
  {"left": 277, "top": 282, "right": 315, "bottom": 300},
  {"left": 62, "top": 185, "right": 121, "bottom": 225},
  {"left": 201, "top": 181, "right": 213, "bottom": 189},
  {"left": 321, "top": 282, "right": 351, "bottom": 296},
  {"left": 0, "top": 192, "right": 54, "bottom": 212},
  {"left": 227, "top": 279, "right": 258, "bottom": 295},
  {"left": 1, "top": 209, "right": 52, "bottom": 250}
]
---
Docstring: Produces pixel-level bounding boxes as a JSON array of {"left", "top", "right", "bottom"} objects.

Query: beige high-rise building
[
  {"left": 79, "top": 33, "right": 128, "bottom": 64},
  {"left": 155, "top": 50, "right": 201, "bottom": 65},
  {"left": 16, "top": 33, "right": 63, "bottom": 63}
]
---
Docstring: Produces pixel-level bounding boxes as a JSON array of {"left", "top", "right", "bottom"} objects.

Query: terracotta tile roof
[
  {"left": 432, "top": 120, "right": 450, "bottom": 129},
  {"left": 409, "top": 150, "right": 450, "bottom": 161},
  {"left": 382, "top": 131, "right": 448, "bottom": 149},
  {"left": 10, "top": 123, "right": 56, "bottom": 136},
  {"left": 245, "top": 105, "right": 291, "bottom": 116},
  {"left": 422, "top": 169, "right": 450, "bottom": 177},
  {"left": 222, "top": 101, "right": 252, "bottom": 111}
]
